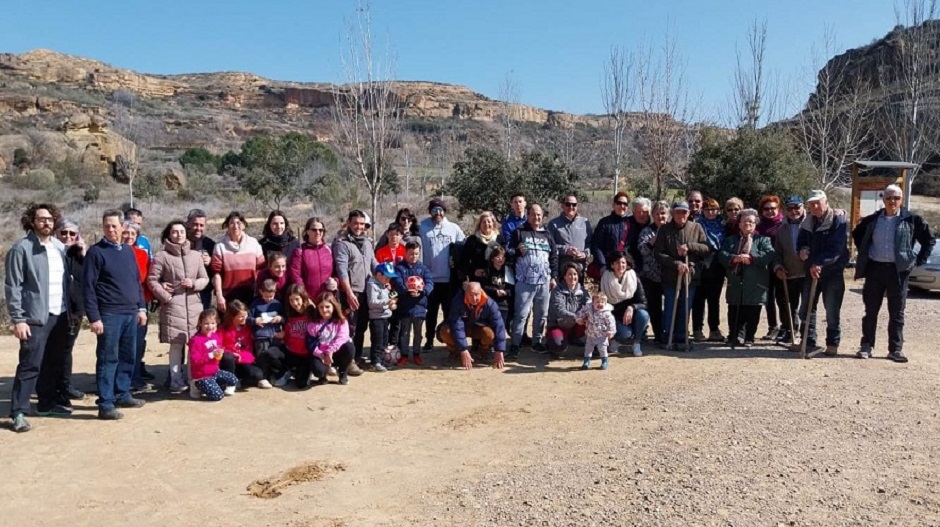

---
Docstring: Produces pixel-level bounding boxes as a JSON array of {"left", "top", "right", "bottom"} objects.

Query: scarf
[
  {"left": 264, "top": 233, "right": 294, "bottom": 250},
  {"left": 800, "top": 207, "right": 835, "bottom": 234},
  {"left": 345, "top": 231, "right": 366, "bottom": 252},
  {"left": 757, "top": 212, "right": 784, "bottom": 241},
  {"left": 464, "top": 289, "right": 490, "bottom": 319},
  {"left": 475, "top": 229, "right": 500, "bottom": 260},
  {"left": 732, "top": 233, "right": 753, "bottom": 275},
  {"left": 601, "top": 268, "right": 638, "bottom": 304}
]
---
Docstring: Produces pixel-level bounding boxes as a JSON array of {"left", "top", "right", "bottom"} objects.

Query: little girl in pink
[{"left": 188, "top": 309, "right": 239, "bottom": 401}]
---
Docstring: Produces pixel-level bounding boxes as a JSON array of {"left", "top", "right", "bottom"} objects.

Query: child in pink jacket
[
  {"left": 306, "top": 292, "right": 355, "bottom": 386},
  {"left": 188, "top": 310, "right": 239, "bottom": 401}
]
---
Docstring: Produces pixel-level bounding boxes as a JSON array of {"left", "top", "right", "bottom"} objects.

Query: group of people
[{"left": 5, "top": 184, "right": 933, "bottom": 432}]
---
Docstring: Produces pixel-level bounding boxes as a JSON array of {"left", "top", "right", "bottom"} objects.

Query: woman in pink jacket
[{"left": 289, "top": 217, "right": 336, "bottom": 298}]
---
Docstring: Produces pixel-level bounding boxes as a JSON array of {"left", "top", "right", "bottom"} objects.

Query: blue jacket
[
  {"left": 247, "top": 297, "right": 283, "bottom": 340},
  {"left": 796, "top": 208, "right": 849, "bottom": 278},
  {"left": 447, "top": 293, "right": 506, "bottom": 352},
  {"left": 393, "top": 261, "right": 434, "bottom": 318},
  {"left": 501, "top": 212, "right": 527, "bottom": 245}
]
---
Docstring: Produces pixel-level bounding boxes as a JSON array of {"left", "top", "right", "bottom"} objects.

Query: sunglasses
[
  {"left": 430, "top": 207, "right": 444, "bottom": 213},
  {"left": 59, "top": 230, "right": 77, "bottom": 237},
  {"left": 614, "top": 201, "right": 630, "bottom": 206},
  {"left": 763, "top": 206, "right": 778, "bottom": 211},
  {"left": 564, "top": 202, "right": 578, "bottom": 207},
  {"left": 726, "top": 208, "right": 741, "bottom": 213},
  {"left": 885, "top": 196, "right": 902, "bottom": 201}
]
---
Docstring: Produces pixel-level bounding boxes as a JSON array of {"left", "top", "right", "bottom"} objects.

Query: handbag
[{"left": 587, "top": 220, "right": 631, "bottom": 281}]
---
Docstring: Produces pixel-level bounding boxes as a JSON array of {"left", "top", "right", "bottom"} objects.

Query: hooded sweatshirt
[{"left": 507, "top": 222, "right": 557, "bottom": 286}]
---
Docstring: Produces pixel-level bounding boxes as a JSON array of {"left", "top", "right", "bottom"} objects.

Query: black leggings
[
  {"left": 219, "top": 352, "right": 264, "bottom": 386},
  {"left": 256, "top": 342, "right": 354, "bottom": 388}
]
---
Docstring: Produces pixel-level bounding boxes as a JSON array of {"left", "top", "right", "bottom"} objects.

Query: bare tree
[
  {"left": 110, "top": 100, "right": 160, "bottom": 208},
  {"left": 879, "top": 0, "right": 940, "bottom": 204},
  {"left": 600, "top": 46, "right": 636, "bottom": 193},
  {"left": 729, "top": 19, "right": 788, "bottom": 130},
  {"left": 332, "top": 0, "right": 402, "bottom": 231},
  {"left": 794, "top": 25, "right": 875, "bottom": 190},
  {"left": 635, "top": 31, "right": 697, "bottom": 199},
  {"left": 498, "top": 70, "right": 520, "bottom": 161}
]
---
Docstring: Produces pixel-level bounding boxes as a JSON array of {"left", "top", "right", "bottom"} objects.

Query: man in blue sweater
[{"left": 83, "top": 209, "right": 148, "bottom": 420}]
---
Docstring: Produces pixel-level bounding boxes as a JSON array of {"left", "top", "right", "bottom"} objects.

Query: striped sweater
[{"left": 211, "top": 234, "right": 265, "bottom": 304}]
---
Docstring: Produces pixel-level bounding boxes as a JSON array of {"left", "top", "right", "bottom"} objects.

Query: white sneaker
[
  {"left": 632, "top": 342, "right": 643, "bottom": 357},
  {"left": 274, "top": 372, "right": 292, "bottom": 387},
  {"left": 257, "top": 379, "right": 273, "bottom": 389},
  {"left": 223, "top": 385, "right": 236, "bottom": 396}
]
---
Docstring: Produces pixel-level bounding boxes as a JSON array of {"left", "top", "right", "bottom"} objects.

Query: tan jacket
[
  {"left": 148, "top": 241, "right": 209, "bottom": 345},
  {"left": 653, "top": 220, "right": 711, "bottom": 286},
  {"left": 773, "top": 219, "right": 806, "bottom": 278}
]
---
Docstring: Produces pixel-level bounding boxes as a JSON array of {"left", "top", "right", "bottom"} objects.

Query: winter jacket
[
  {"left": 546, "top": 213, "right": 593, "bottom": 278},
  {"left": 132, "top": 245, "right": 153, "bottom": 304},
  {"left": 332, "top": 233, "right": 376, "bottom": 294},
  {"left": 366, "top": 276, "right": 393, "bottom": 320},
  {"left": 147, "top": 240, "right": 209, "bottom": 345},
  {"left": 577, "top": 303, "right": 617, "bottom": 339},
  {"left": 852, "top": 207, "right": 935, "bottom": 278},
  {"left": 289, "top": 242, "right": 334, "bottom": 299},
  {"left": 716, "top": 234, "right": 775, "bottom": 306},
  {"left": 306, "top": 319, "right": 350, "bottom": 358},
  {"left": 480, "top": 264, "right": 513, "bottom": 313},
  {"left": 590, "top": 212, "right": 631, "bottom": 268},
  {"left": 283, "top": 315, "right": 311, "bottom": 356},
  {"left": 254, "top": 269, "right": 288, "bottom": 300},
  {"left": 247, "top": 297, "right": 283, "bottom": 341},
  {"left": 653, "top": 220, "right": 711, "bottom": 287},
  {"left": 5, "top": 231, "right": 70, "bottom": 325},
  {"left": 447, "top": 293, "right": 507, "bottom": 352},
  {"left": 189, "top": 331, "right": 223, "bottom": 380},
  {"left": 507, "top": 222, "right": 557, "bottom": 285},
  {"left": 65, "top": 244, "right": 85, "bottom": 320},
  {"left": 211, "top": 234, "right": 265, "bottom": 305},
  {"left": 501, "top": 212, "right": 527, "bottom": 244},
  {"left": 393, "top": 261, "right": 434, "bottom": 318},
  {"left": 773, "top": 216, "right": 806, "bottom": 279},
  {"left": 419, "top": 217, "right": 465, "bottom": 282},
  {"left": 259, "top": 234, "right": 299, "bottom": 264},
  {"left": 219, "top": 325, "right": 255, "bottom": 364},
  {"left": 637, "top": 225, "right": 662, "bottom": 283},
  {"left": 375, "top": 243, "right": 406, "bottom": 265},
  {"left": 460, "top": 233, "right": 504, "bottom": 282},
  {"left": 548, "top": 284, "right": 590, "bottom": 329},
  {"left": 796, "top": 208, "right": 849, "bottom": 278}
]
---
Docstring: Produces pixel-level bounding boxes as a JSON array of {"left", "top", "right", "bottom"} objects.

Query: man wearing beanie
[{"left": 419, "top": 198, "right": 465, "bottom": 351}]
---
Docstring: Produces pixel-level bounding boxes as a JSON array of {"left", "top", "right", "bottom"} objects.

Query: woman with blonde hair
[{"left": 460, "top": 211, "right": 504, "bottom": 282}]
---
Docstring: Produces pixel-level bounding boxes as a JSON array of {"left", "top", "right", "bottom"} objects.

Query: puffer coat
[{"left": 148, "top": 240, "right": 209, "bottom": 345}]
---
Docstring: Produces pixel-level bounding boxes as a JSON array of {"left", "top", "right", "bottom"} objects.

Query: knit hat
[{"left": 428, "top": 198, "right": 447, "bottom": 213}]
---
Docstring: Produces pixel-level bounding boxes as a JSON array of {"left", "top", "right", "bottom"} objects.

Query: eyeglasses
[
  {"left": 786, "top": 206, "right": 802, "bottom": 211},
  {"left": 885, "top": 196, "right": 902, "bottom": 201},
  {"left": 563, "top": 202, "right": 578, "bottom": 207},
  {"left": 59, "top": 230, "right": 77, "bottom": 237},
  {"left": 430, "top": 207, "right": 444, "bottom": 213},
  {"left": 308, "top": 228, "right": 324, "bottom": 233},
  {"left": 703, "top": 208, "right": 719, "bottom": 212},
  {"left": 35, "top": 216, "right": 55, "bottom": 224},
  {"left": 614, "top": 201, "right": 630, "bottom": 206}
]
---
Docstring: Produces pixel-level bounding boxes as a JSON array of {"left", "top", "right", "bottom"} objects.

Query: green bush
[
  {"left": 12, "top": 168, "right": 57, "bottom": 190},
  {"left": 179, "top": 147, "right": 222, "bottom": 172}
]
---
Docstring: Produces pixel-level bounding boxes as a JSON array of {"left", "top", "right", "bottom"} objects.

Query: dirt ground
[{"left": 2, "top": 274, "right": 940, "bottom": 527}]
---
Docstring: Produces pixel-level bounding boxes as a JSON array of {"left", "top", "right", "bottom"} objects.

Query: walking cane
[
  {"left": 780, "top": 275, "right": 796, "bottom": 347},
  {"left": 683, "top": 255, "right": 692, "bottom": 351},
  {"left": 666, "top": 267, "right": 683, "bottom": 349},
  {"left": 729, "top": 269, "right": 744, "bottom": 349},
  {"left": 800, "top": 276, "right": 819, "bottom": 359}
]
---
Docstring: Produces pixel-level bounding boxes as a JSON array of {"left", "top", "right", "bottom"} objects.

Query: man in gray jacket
[
  {"left": 333, "top": 209, "right": 377, "bottom": 373},
  {"left": 772, "top": 195, "right": 806, "bottom": 344},
  {"left": 547, "top": 195, "right": 592, "bottom": 280},
  {"left": 5, "top": 203, "right": 72, "bottom": 432}
]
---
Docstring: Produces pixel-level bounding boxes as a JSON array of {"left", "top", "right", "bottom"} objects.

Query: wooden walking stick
[
  {"left": 683, "top": 255, "right": 692, "bottom": 351},
  {"left": 800, "top": 276, "right": 819, "bottom": 359},
  {"left": 780, "top": 276, "right": 796, "bottom": 347},
  {"left": 666, "top": 267, "right": 683, "bottom": 349}
]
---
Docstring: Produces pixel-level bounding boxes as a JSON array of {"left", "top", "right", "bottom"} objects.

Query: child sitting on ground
[
  {"left": 366, "top": 262, "right": 398, "bottom": 372},
  {"left": 306, "top": 292, "right": 354, "bottom": 386},
  {"left": 577, "top": 292, "right": 617, "bottom": 370},
  {"left": 188, "top": 309, "right": 239, "bottom": 401},
  {"left": 393, "top": 241, "right": 434, "bottom": 366},
  {"left": 218, "top": 300, "right": 265, "bottom": 388}
]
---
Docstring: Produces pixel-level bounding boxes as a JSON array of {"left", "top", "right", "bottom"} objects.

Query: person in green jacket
[{"left": 717, "top": 209, "right": 775, "bottom": 347}]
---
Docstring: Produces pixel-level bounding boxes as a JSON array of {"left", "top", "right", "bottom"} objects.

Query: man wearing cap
[
  {"left": 419, "top": 198, "right": 466, "bottom": 351},
  {"left": 653, "top": 201, "right": 710, "bottom": 349},
  {"left": 438, "top": 282, "right": 507, "bottom": 370},
  {"left": 546, "top": 195, "right": 592, "bottom": 280},
  {"left": 795, "top": 190, "right": 849, "bottom": 357},
  {"left": 852, "top": 184, "right": 934, "bottom": 362},
  {"left": 333, "top": 209, "right": 376, "bottom": 373},
  {"left": 772, "top": 196, "right": 807, "bottom": 344}
]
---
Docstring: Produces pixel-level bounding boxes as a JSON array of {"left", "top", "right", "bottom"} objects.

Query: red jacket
[
  {"left": 132, "top": 246, "right": 153, "bottom": 303},
  {"left": 219, "top": 325, "right": 255, "bottom": 364}
]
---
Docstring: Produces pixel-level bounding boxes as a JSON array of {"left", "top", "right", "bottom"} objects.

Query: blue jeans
[
  {"left": 95, "top": 313, "right": 138, "bottom": 411},
  {"left": 614, "top": 307, "right": 651, "bottom": 344},
  {"left": 799, "top": 273, "right": 844, "bottom": 347},
  {"left": 131, "top": 324, "right": 147, "bottom": 386},
  {"left": 512, "top": 281, "right": 550, "bottom": 346},
  {"left": 663, "top": 285, "right": 696, "bottom": 342}
]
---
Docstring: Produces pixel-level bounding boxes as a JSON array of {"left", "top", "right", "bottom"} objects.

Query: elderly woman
[
  {"left": 601, "top": 250, "right": 650, "bottom": 356},
  {"left": 461, "top": 211, "right": 504, "bottom": 282},
  {"left": 55, "top": 218, "right": 88, "bottom": 401},
  {"left": 716, "top": 208, "right": 775, "bottom": 347},
  {"left": 546, "top": 263, "right": 590, "bottom": 355},
  {"left": 289, "top": 217, "right": 335, "bottom": 299},
  {"left": 211, "top": 211, "right": 265, "bottom": 312},
  {"left": 259, "top": 210, "right": 299, "bottom": 263},
  {"left": 757, "top": 195, "right": 786, "bottom": 341},
  {"left": 122, "top": 221, "right": 153, "bottom": 389},
  {"left": 147, "top": 220, "right": 209, "bottom": 393},
  {"left": 638, "top": 201, "right": 669, "bottom": 345},
  {"left": 692, "top": 198, "right": 727, "bottom": 342}
]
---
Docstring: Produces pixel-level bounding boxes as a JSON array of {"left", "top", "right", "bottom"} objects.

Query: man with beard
[
  {"left": 419, "top": 198, "right": 466, "bottom": 351},
  {"left": 333, "top": 209, "right": 377, "bottom": 374},
  {"left": 187, "top": 208, "right": 216, "bottom": 310}
]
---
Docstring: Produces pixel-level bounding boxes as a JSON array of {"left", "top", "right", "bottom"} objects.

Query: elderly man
[
  {"left": 333, "top": 209, "right": 377, "bottom": 374},
  {"left": 795, "top": 190, "right": 849, "bottom": 357},
  {"left": 419, "top": 198, "right": 466, "bottom": 351},
  {"left": 187, "top": 208, "right": 216, "bottom": 310},
  {"left": 84, "top": 209, "right": 147, "bottom": 420},
  {"left": 772, "top": 196, "right": 807, "bottom": 344},
  {"left": 507, "top": 203, "right": 558, "bottom": 357},
  {"left": 626, "top": 197, "right": 651, "bottom": 273},
  {"left": 438, "top": 282, "right": 507, "bottom": 370},
  {"left": 686, "top": 190, "right": 704, "bottom": 221},
  {"left": 5, "top": 203, "right": 72, "bottom": 432},
  {"left": 546, "top": 195, "right": 592, "bottom": 280},
  {"left": 852, "top": 184, "right": 934, "bottom": 362},
  {"left": 653, "top": 201, "right": 711, "bottom": 349}
]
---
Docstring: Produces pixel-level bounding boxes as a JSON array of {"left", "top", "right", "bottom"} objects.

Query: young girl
[
  {"left": 307, "top": 293, "right": 354, "bottom": 386},
  {"left": 218, "top": 300, "right": 265, "bottom": 387},
  {"left": 481, "top": 246, "right": 514, "bottom": 330},
  {"left": 188, "top": 310, "right": 239, "bottom": 401},
  {"left": 270, "top": 284, "right": 316, "bottom": 389},
  {"left": 577, "top": 292, "right": 617, "bottom": 370}
]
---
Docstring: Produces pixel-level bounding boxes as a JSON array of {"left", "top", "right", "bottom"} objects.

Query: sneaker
[
  {"left": 507, "top": 345, "right": 520, "bottom": 360},
  {"left": 632, "top": 342, "right": 643, "bottom": 357},
  {"left": 257, "top": 379, "right": 273, "bottom": 389},
  {"left": 327, "top": 366, "right": 338, "bottom": 377},
  {"left": 600, "top": 358, "right": 609, "bottom": 370},
  {"left": 274, "top": 372, "right": 292, "bottom": 387},
  {"left": 116, "top": 397, "right": 146, "bottom": 408},
  {"left": 223, "top": 385, "right": 236, "bottom": 396},
  {"left": 37, "top": 404, "right": 73, "bottom": 417},
  {"left": 338, "top": 373, "right": 349, "bottom": 385},
  {"left": 581, "top": 358, "right": 591, "bottom": 370},
  {"left": 532, "top": 342, "right": 547, "bottom": 353},
  {"left": 761, "top": 327, "right": 779, "bottom": 341},
  {"left": 422, "top": 340, "right": 433, "bottom": 352},
  {"left": 887, "top": 351, "right": 909, "bottom": 363},
  {"left": 727, "top": 338, "right": 742, "bottom": 348},
  {"left": 372, "top": 363, "right": 388, "bottom": 372},
  {"left": 347, "top": 363, "right": 364, "bottom": 377},
  {"left": 775, "top": 330, "right": 793, "bottom": 344},
  {"left": 824, "top": 345, "right": 839, "bottom": 357},
  {"left": 65, "top": 385, "right": 86, "bottom": 400},
  {"left": 743, "top": 340, "right": 754, "bottom": 349},
  {"left": 11, "top": 413, "right": 30, "bottom": 433},
  {"left": 413, "top": 355, "right": 425, "bottom": 366},
  {"left": 396, "top": 356, "right": 409, "bottom": 368},
  {"left": 856, "top": 344, "right": 872, "bottom": 359},
  {"left": 692, "top": 330, "right": 707, "bottom": 342},
  {"left": 521, "top": 335, "right": 533, "bottom": 347},
  {"left": 707, "top": 330, "right": 725, "bottom": 342},
  {"left": 139, "top": 365, "right": 156, "bottom": 381},
  {"left": 97, "top": 408, "right": 124, "bottom": 420},
  {"left": 169, "top": 383, "right": 189, "bottom": 394}
]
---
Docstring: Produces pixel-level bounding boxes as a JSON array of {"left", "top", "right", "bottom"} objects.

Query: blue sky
[{"left": 0, "top": 1, "right": 898, "bottom": 119}]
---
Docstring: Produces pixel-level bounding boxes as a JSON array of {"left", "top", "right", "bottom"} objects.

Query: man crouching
[{"left": 437, "top": 282, "right": 506, "bottom": 370}]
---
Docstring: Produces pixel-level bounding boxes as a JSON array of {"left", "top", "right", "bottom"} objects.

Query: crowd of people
[{"left": 5, "top": 184, "right": 934, "bottom": 432}]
